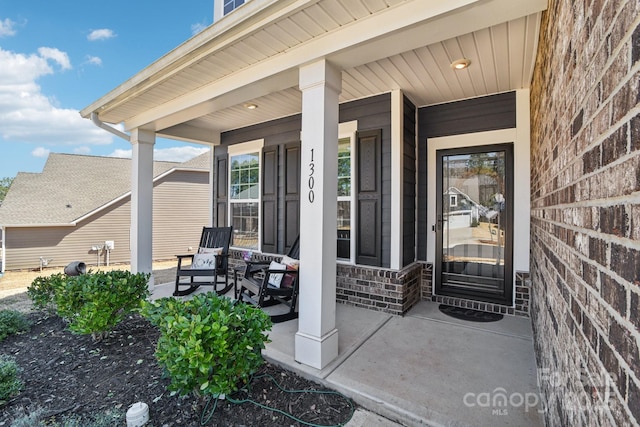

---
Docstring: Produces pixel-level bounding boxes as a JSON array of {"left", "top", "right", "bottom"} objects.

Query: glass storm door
[{"left": 435, "top": 144, "right": 514, "bottom": 305}]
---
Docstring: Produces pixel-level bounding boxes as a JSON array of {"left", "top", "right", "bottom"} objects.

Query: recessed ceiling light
[
  {"left": 450, "top": 58, "right": 471, "bottom": 70},
  {"left": 244, "top": 103, "right": 258, "bottom": 110}
]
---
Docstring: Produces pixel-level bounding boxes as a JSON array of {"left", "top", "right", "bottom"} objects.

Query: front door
[{"left": 435, "top": 144, "right": 513, "bottom": 305}]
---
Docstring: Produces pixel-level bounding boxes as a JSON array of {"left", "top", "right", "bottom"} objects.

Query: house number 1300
[{"left": 308, "top": 148, "right": 315, "bottom": 203}]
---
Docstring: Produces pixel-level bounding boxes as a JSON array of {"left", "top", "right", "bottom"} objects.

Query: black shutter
[
  {"left": 284, "top": 143, "right": 300, "bottom": 253},
  {"left": 214, "top": 154, "right": 227, "bottom": 227},
  {"left": 356, "top": 129, "right": 382, "bottom": 266},
  {"left": 262, "top": 146, "right": 278, "bottom": 253}
]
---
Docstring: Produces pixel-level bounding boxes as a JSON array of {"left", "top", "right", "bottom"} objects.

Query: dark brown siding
[
  {"left": 217, "top": 93, "right": 391, "bottom": 265},
  {"left": 420, "top": 91, "right": 516, "bottom": 138},
  {"left": 341, "top": 93, "right": 391, "bottom": 267},
  {"left": 403, "top": 95, "right": 416, "bottom": 266}
]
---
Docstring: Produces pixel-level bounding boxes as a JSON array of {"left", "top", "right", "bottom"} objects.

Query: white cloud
[
  {"left": 37, "top": 47, "right": 71, "bottom": 70},
  {"left": 191, "top": 22, "right": 207, "bottom": 36},
  {"left": 31, "top": 147, "right": 50, "bottom": 158},
  {"left": 0, "top": 47, "right": 112, "bottom": 147},
  {"left": 155, "top": 146, "right": 209, "bottom": 162},
  {"left": 108, "top": 149, "right": 131, "bottom": 158},
  {"left": 73, "top": 146, "right": 91, "bottom": 154},
  {"left": 0, "top": 18, "right": 16, "bottom": 37},
  {"left": 87, "top": 29, "right": 115, "bottom": 41},
  {"left": 85, "top": 55, "right": 102, "bottom": 66},
  {"left": 107, "top": 146, "right": 209, "bottom": 162}
]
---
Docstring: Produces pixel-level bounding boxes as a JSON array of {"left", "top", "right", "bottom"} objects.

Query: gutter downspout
[{"left": 90, "top": 112, "right": 131, "bottom": 142}]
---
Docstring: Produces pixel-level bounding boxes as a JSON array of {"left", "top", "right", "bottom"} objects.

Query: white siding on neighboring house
[
  {"left": 0, "top": 153, "right": 211, "bottom": 271},
  {"left": 5, "top": 198, "right": 131, "bottom": 270},
  {"left": 152, "top": 170, "right": 210, "bottom": 260}
]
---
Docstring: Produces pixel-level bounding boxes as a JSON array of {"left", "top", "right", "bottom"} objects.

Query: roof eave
[{"left": 79, "top": 0, "right": 315, "bottom": 122}]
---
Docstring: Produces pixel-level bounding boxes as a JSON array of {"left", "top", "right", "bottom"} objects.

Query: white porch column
[
  {"left": 130, "top": 129, "right": 155, "bottom": 291},
  {"left": 295, "top": 59, "right": 341, "bottom": 369},
  {"left": 390, "top": 89, "right": 404, "bottom": 270}
]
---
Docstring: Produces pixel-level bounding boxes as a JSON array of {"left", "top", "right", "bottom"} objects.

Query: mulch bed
[{"left": 0, "top": 312, "right": 355, "bottom": 426}]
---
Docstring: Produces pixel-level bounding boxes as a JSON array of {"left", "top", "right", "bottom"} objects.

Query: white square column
[
  {"left": 295, "top": 59, "right": 341, "bottom": 369},
  {"left": 130, "top": 129, "right": 155, "bottom": 291}
]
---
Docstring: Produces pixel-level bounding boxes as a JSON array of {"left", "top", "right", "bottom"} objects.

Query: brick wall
[
  {"left": 530, "top": 0, "right": 640, "bottom": 425},
  {"left": 229, "top": 250, "right": 422, "bottom": 315},
  {"left": 336, "top": 262, "right": 422, "bottom": 315},
  {"left": 419, "top": 262, "right": 531, "bottom": 317}
]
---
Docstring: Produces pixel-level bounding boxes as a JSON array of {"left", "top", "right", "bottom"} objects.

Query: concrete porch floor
[{"left": 151, "top": 282, "right": 543, "bottom": 426}]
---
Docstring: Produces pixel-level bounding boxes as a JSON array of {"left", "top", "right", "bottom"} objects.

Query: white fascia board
[{"left": 2, "top": 223, "right": 76, "bottom": 228}]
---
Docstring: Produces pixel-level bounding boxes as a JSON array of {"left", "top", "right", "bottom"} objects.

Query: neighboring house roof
[
  {"left": 447, "top": 186, "right": 491, "bottom": 217},
  {"left": 0, "top": 152, "right": 209, "bottom": 227}
]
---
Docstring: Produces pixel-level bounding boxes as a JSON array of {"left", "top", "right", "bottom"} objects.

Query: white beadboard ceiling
[{"left": 84, "top": 0, "right": 545, "bottom": 141}]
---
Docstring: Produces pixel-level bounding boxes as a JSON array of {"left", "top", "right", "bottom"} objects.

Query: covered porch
[
  {"left": 152, "top": 281, "right": 543, "bottom": 425},
  {"left": 80, "top": 0, "right": 548, "bottom": 371}
]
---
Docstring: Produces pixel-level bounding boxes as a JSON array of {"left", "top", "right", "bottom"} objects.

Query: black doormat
[{"left": 438, "top": 304, "right": 503, "bottom": 322}]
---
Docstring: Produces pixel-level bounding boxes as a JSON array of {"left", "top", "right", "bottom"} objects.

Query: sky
[{"left": 0, "top": 0, "right": 217, "bottom": 179}]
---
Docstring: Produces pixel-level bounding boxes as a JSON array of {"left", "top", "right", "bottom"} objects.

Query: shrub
[
  {"left": 27, "top": 273, "right": 66, "bottom": 312},
  {"left": 53, "top": 270, "right": 150, "bottom": 339},
  {"left": 0, "top": 309, "right": 31, "bottom": 342},
  {"left": 0, "top": 355, "right": 22, "bottom": 403},
  {"left": 142, "top": 292, "right": 272, "bottom": 397}
]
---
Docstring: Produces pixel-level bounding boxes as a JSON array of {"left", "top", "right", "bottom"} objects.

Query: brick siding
[
  {"left": 530, "top": 0, "right": 640, "bottom": 425},
  {"left": 231, "top": 249, "right": 531, "bottom": 319},
  {"left": 422, "top": 262, "right": 531, "bottom": 317}
]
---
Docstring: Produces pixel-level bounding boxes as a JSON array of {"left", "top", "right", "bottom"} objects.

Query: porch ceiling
[{"left": 80, "top": 0, "right": 546, "bottom": 143}]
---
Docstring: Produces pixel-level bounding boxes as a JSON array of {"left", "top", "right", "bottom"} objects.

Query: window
[
  {"left": 337, "top": 137, "right": 351, "bottom": 259},
  {"left": 449, "top": 194, "right": 458, "bottom": 207},
  {"left": 224, "top": 0, "right": 245, "bottom": 15},
  {"left": 228, "top": 140, "right": 263, "bottom": 250},
  {"left": 336, "top": 121, "right": 357, "bottom": 262}
]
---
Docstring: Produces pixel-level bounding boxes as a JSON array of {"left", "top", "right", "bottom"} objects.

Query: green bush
[
  {"left": 27, "top": 273, "right": 66, "bottom": 312},
  {"left": 0, "top": 309, "right": 31, "bottom": 341},
  {"left": 53, "top": 270, "right": 150, "bottom": 339},
  {"left": 0, "top": 355, "right": 22, "bottom": 403},
  {"left": 142, "top": 292, "right": 272, "bottom": 397}
]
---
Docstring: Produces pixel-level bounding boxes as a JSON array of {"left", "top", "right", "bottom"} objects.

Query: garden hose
[{"left": 201, "top": 373, "right": 355, "bottom": 427}]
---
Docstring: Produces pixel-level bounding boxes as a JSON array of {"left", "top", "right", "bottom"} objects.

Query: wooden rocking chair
[
  {"left": 173, "top": 226, "right": 233, "bottom": 297},
  {"left": 236, "top": 237, "right": 300, "bottom": 323}
]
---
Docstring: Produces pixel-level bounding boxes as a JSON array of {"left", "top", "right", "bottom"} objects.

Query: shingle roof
[{"left": 0, "top": 152, "right": 209, "bottom": 226}]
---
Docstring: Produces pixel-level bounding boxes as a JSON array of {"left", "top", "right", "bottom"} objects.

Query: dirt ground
[
  {"left": 0, "top": 260, "right": 178, "bottom": 311},
  {"left": 0, "top": 263, "right": 355, "bottom": 426}
]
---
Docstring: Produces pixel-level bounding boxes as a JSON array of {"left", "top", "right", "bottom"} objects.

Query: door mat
[{"left": 438, "top": 304, "right": 504, "bottom": 322}]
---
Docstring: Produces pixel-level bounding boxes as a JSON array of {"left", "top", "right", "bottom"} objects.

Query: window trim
[
  {"left": 338, "top": 121, "right": 357, "bottom": 264},
  {"left": 223, "top": 0, "right": 246, "bottom": 16},
  {"left": 228, "top": 139, "right": 264, "bottom": 251}
]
